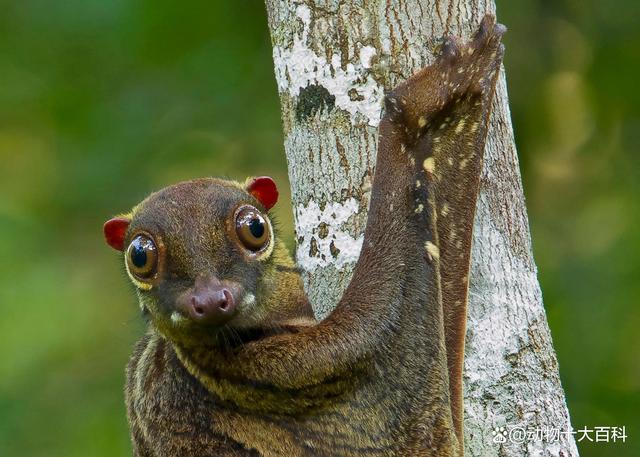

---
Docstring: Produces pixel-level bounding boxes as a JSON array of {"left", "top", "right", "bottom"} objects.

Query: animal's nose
[{"left": 178, "top": 280, "right": 237, "bottom": 325}]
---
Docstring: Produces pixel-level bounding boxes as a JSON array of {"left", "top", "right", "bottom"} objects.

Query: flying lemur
[{"left": 104, "top": 15, "right": 505, "bottom": 457}]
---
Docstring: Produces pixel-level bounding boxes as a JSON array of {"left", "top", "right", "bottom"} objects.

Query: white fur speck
[
  {"left": 171, "top": 312, "right": 187, "bottom": 325},
  {"left": 424, "top": 241, "right": 440, "bottom": 261},
  {"left": 241, "top": 293, "right": 256, "bottom": 309},
  {"left": 423, "top": 157, "right": 436, "bottom": 173}
]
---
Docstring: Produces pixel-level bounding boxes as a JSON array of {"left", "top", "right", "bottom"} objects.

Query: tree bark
[{"left": 263, "top": 1, "right": 579, "bottom": 455}]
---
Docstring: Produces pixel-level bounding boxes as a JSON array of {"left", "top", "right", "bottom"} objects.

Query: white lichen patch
[
  {"left": 359, "top": 45, "right": 377, "bottom": 69},
  {"left": 295, "top": 197, "right": 364, "bottom": 271},
  {"left": 272, "top": 4, "right": 384, "bottom": 127}
]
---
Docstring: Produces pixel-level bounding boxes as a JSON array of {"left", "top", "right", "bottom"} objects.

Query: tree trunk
[{"left": 263, "top": 1, "right": 579, "bottom": 455}]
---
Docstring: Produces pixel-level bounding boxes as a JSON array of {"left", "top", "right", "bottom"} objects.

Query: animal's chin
[{"left": 162, "top": 316, "right": 270, "bottom": 351}]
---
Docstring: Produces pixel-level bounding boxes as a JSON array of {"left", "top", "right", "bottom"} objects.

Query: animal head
[{"left": 103, "top": 176, "right": 308, "bottom": 347}]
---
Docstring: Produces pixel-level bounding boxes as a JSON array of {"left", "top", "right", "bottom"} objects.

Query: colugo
[{"left": 104, "top": 15, "right": 505, "bottom": 457}]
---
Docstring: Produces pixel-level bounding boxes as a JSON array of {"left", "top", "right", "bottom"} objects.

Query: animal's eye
[
  {"left": 235, "top": 206, "right": 270, "bottom": 252},
  {"left": 126, "top": 235, "right": 158, "bottom": 279}
]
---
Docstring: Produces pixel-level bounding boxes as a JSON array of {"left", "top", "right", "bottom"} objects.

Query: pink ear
[
  {"left": 246, "top": 176, "right": 278, "bottom": 210},
  {"left": 104, "top": 217, "right": 130, "bottom": 251}
]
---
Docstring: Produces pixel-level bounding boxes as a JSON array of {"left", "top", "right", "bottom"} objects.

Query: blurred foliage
[
  {"left": 0, "top": 1, "right": 637, "bottom": 456},
  {"left": 500, "top": 1, "right": 640, "bottom": 456}
]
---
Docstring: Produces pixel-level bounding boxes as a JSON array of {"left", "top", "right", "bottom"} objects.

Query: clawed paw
[
  {"left": 438, "top": 14, "right": 506, "bottom": 97},
  {"left": 384, "top": 15, "right": 506, "bottom": 138}
]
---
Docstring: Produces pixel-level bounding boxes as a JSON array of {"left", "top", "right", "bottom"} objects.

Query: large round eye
[
  {"left": 126, "top": 235, "right": 158, "bottom": 280},
  {"left": 235, "top": 206, "right": 270, "bottom": 252}
]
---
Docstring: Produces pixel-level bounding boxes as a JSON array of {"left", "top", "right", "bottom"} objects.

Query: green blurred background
[{"left": 0, "top": 1, "right": 637, "bottom": 456}]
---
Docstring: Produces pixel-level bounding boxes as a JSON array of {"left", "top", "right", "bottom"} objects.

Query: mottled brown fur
[{"left": 111, "top": 16, "right": 505, "bottom": 457}]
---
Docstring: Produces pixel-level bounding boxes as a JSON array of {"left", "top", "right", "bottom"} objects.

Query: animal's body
[{"left": 105, "top": 16, "right": 505, "bottom": 457}]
